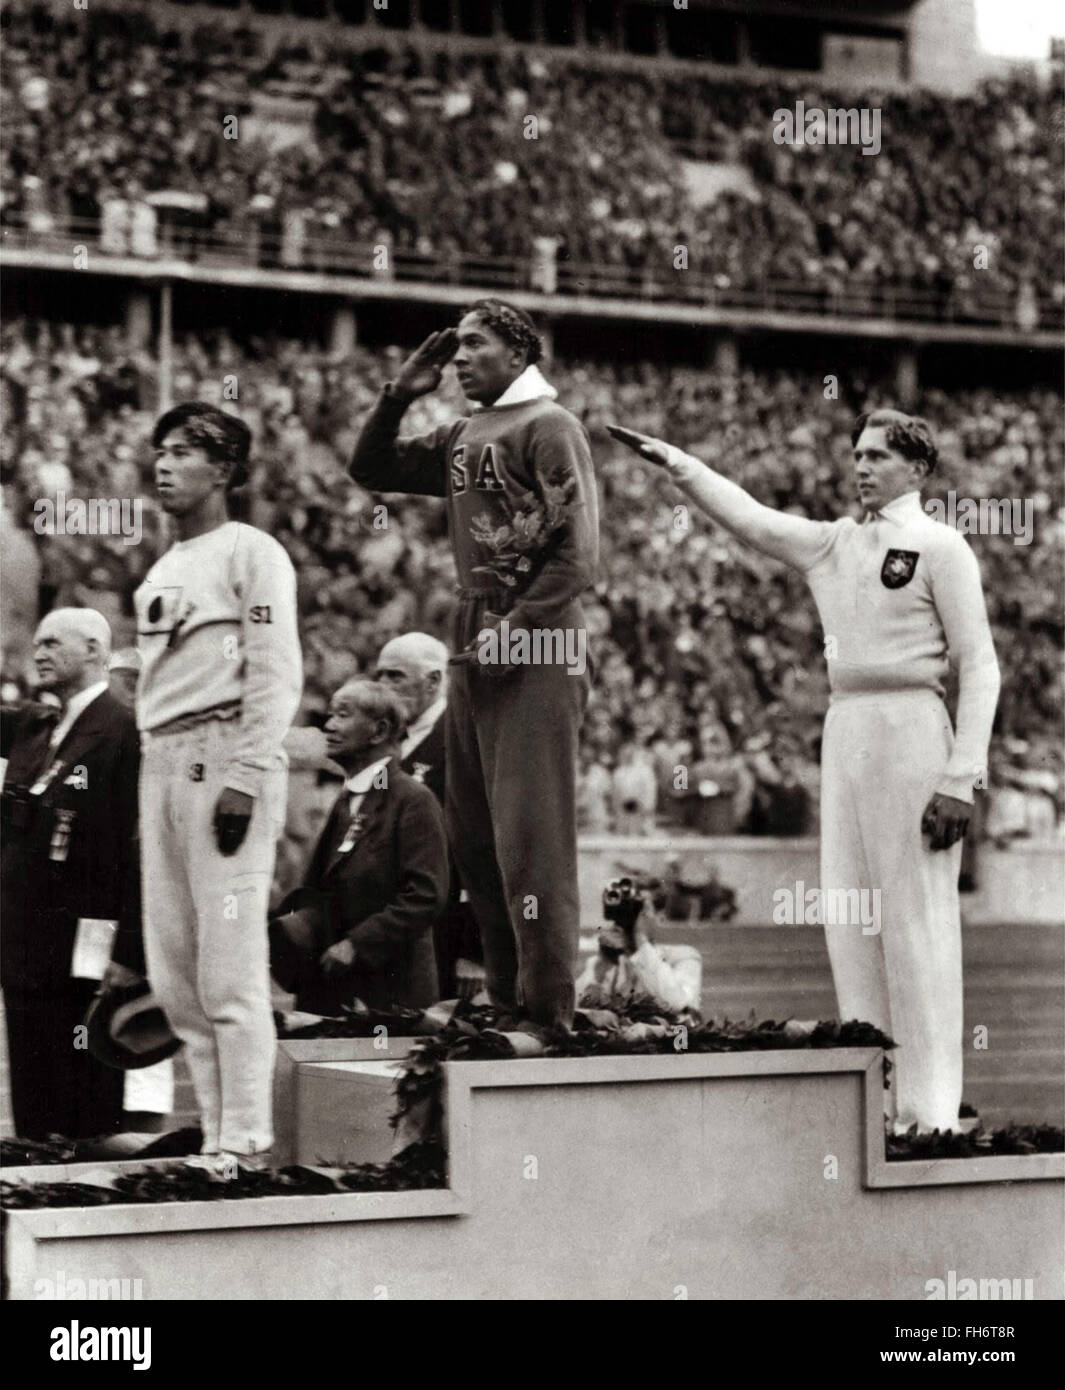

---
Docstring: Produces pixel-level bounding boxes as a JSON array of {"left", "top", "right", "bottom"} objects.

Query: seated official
[{"left": 269, "top": 680, "right": 448, "bottom": 1016}]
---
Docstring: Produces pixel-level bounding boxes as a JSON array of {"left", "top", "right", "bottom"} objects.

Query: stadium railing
[{"left": 3, "top": 217, "right": 1061, "bottom": 333}]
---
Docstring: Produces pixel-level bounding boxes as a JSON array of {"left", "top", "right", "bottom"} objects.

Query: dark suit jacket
[
  {"left": 274, "top": 763, "right": 448, "bottom": 1015},
  {"left": 400, "top": 714, "right": 445, "bottom": 807},
  {"left": 1, "top": 690, "right": 142, "bottom": 995},
  {"left": 400, "top": 711, "right": 483, "bottom": 982}
]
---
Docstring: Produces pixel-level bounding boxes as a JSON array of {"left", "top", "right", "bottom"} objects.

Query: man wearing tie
[
  {"left": 609, "top": 409, "right": 1000, "bottom": 1134},
  {"left": 1, "top": 608, "right": 141, "bottom": 1139},
  {"left": 270, "top": 679, "right": 449, "bottom": 1015},
  {"left": 374, "top": 632, "right": 485, "bottom": 999}
]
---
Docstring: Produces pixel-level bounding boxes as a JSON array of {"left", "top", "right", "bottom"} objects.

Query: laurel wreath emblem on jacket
[{"left": 469, "top": 466, "right": 576, "bottom": 589}]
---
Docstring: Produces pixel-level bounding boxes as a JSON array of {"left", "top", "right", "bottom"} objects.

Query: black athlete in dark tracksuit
[{"left": 350, "top": 303, "right": 599, "bottom": 1031}]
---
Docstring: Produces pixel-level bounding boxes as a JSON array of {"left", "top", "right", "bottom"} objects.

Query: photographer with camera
[{"left": 576, "top": 874, "right": 703, "bottom": 1019}]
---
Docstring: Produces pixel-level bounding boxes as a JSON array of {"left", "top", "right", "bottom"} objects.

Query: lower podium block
[{"left": 6, "top": 1048, "right": 1063, "bottom": 1300}]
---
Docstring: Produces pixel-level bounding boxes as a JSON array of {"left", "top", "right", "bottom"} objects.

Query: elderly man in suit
[
  {"left": 374, "top": 633, "right": 485, "bottom": 999},
  {"left": 1, "top": 608, "right": 142, "bottom": 1139},
  {"left": 269, "top": 680, "right": 449, "bottom": 1015}
]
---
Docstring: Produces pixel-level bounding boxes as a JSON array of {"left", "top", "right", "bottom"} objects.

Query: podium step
[{"left": 296, "top": 1061, "right": 402, "bottom": 1167}]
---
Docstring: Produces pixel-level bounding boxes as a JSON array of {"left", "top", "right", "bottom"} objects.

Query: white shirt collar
[
  {"left": 344, "top": 754, "right": 393, "bottom": 797},
  {"left": 877, "top": 490, "right": 924, "bottom": 524},
  {"left": 50, "top": 680, "right": 108, "bottom": 747},
  {"left": 483, "top": 364, "right": 558, "bottom": 410},
  {"left": 402, "top": 696, "right": 446, "bottom": 757}
]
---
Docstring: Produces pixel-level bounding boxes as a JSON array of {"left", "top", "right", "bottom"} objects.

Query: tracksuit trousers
[
  {"left": 140, "top": 717, "right": 286, "bottom": 1155},
  {"left": 821, "top": 690, "right": 964, "bottom": 1133},
  {"left": 445, "top": 593, "right": 590, "bottom": 1030}
]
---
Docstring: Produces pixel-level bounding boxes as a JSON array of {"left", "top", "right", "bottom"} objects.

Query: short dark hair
[
  {"left": 851, "top": 408, "right": 938, "bottom": 476},
  {"left": 337, "top": 679, "right": 407, "bottom": 746},
  {"left": 460, "top": 298, "right": 543, "bottom": 365},
  {"left": 152, "top": 402, "right": 251, "bottom": 489}
]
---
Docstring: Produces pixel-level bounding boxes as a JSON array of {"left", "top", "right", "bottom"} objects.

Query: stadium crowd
[
  {"left": 2, "top": 2, "right": 1061, "bottom": 315},
  {"left": 2, "top": 316, "right": 1062, "bottom": 837}
]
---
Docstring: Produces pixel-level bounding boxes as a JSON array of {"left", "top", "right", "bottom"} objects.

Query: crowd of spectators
[
  {"left": 2, "top": 3, "right": 1061, "bottom": 317},
  {"left": 2, "top": 316, "right": 1062, "bottom": 837}
]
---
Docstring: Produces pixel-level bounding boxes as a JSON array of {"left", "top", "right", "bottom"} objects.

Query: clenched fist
[
  {"left": 921, "top": 792, "right": 971, "bottom": 851},
  {"left": 213, "top": 787, "right": 253, "bottom": 856}
]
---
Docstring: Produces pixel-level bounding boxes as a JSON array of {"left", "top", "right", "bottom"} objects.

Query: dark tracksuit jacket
[{"left": 350, "top": 381, "right": 599, "bottom": 1027}]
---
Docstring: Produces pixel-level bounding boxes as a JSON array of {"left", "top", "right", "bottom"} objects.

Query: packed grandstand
[
  {"left": 1, "top": 0, "right": 1062, "bottom": 838},
  {"left": 2, "top": 2, "right": 1062, "bottom": 321},
  {"left": 3, "top": 318, "right": 1061, "bottom": 836}
]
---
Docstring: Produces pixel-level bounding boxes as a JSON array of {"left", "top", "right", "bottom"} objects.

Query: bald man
[
  {"left": 1, "top": 609, "right": 142, "bottom": 1139},
  {"left": 375, "top": 633, "right": 485, "bottom": 998}
]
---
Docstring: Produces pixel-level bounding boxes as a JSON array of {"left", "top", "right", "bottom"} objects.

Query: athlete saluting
[
  {"left": 350, "top": 302, "right": 599, "bottom": 1035},
  {"left": 610, "top": 411, "right": 1000, "bottom": 1134}
]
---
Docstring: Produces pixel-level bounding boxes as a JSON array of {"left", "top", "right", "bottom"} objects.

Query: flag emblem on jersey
[
  {"left": 881, "top": 549, "right": 919, "bottom": 589},
  {"left": 139, "top": 587, "right": 184, "bottom": 634}
]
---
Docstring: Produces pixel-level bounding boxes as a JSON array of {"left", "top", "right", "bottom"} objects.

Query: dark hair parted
[
  {"left": 851, "top": 408, "right": 938, "bottom": 476},
  {"left": 152, "top": 402, "right": 252, "bottom": 489},
  {"left": 461, "top": 298, "right": 543, "bottom": 365}
]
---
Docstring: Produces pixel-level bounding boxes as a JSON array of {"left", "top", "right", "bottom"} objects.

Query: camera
[{"left": 602, "top": 872, "right": 665, "bottom": 951}]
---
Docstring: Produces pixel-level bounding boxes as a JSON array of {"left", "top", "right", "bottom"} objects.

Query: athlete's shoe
[{"left": 183, "top": 1150, "right": 275, "bottom": 1182}]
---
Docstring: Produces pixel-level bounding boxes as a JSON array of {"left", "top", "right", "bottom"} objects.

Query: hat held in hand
[
  {"left": 269, "top": 897, "right": 328, "bottom": 995},
  {"left": 85, "top": 977, "right": 182, "bottom": 1071}
]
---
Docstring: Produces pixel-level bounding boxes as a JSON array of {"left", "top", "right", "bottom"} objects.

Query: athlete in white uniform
[
  {"left": 609, "top": 410, "right": 1000, "bottom": 1133},
  {"left": 135, "top": 403, "right": 302, "bottom": 1168}
]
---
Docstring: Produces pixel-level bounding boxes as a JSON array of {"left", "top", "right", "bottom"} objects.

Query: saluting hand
[
  {"left": 606, "top": 423, "right": 676, "bottom": 468},
  {"left": 393, "top": 329, "right": 459, "bottom": 403},
  {"left": 921, "top": 792, "right": 971, "bottom": 851}
]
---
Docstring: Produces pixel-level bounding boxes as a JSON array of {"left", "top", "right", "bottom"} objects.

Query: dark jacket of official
[
  {"left": 0, "top": 690, "right": 142, "bottom": 994},
  {"left": 399, "top": 712, "right": 484, "bottom": 988},
  {"left": 272, "top": 764, "right": 448, "bottom": 1015},
  {"left": 400, "top": 712, "right": 446, "bottom": 807}
]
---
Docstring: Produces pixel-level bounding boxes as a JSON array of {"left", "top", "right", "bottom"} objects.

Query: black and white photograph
[{"left": 0, "top": 0, "right": 1062, "bottom": 1340}]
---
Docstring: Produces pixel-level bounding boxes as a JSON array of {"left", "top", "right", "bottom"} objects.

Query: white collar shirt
[
  {"left": 344, "top": 754, "right": 393, "bottom": 820},
  {"left": 482, "top": 363, "right": 558, "bottom": 409},
  {"left": 401, "top": 697, "right": 446, "bottom": 761}
]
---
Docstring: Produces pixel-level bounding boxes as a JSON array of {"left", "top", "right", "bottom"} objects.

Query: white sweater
[
  {"left": 664, "top": 456, "right": 1000, "bottom": 803},
  {"left": 134, "top": 521, "right": 302, "bottom": 797}
]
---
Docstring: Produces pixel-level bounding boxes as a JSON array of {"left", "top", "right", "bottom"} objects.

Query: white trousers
[
  {"left": 140, "top": 719, "right": 285, "bottom": 1155},
  {"left": 821, "top": 691, "right": 964, "bottom": 1132}
]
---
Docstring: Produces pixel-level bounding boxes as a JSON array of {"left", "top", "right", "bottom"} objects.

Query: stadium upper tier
[{"left": 3, "top": 3, "right": 1061, "bottom": 329}]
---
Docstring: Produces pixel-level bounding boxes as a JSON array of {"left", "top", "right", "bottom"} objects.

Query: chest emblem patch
[{"left": 881, "top": 549, "right": 920, "bottom": 589}]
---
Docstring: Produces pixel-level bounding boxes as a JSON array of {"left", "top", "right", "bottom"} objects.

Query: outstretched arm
[{"left": 607, "top": 425, "right": 832, "bottom": 571}]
